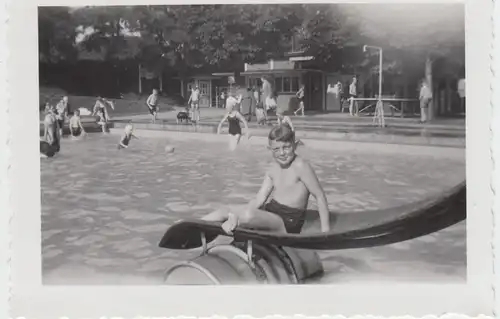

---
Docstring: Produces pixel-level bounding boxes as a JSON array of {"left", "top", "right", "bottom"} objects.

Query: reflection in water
[{"left": 41, "top": 135, "right": 466, "bottom": 284}]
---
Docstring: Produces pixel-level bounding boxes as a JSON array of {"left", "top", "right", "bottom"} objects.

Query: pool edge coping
[{"left": 109, "top": 128, "right": 465, "bottom": 161}]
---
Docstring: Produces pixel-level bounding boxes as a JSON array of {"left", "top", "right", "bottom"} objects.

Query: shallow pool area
[{"left": 41, "top": 133, "right": 466, "bottom": 284}]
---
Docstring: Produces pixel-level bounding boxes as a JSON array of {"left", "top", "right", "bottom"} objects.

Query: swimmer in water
[
  {"left": 217, "top": 94, "right": 250, "bottom": 151},
  {"left": 40, "top": 106, "right": 61, "bottom": 158},
  {"left": 69, "top": 109, "right": 86, "bottom": 138},
  {"left": 201, "top": 124, "right": 330, "bottom": 234},
  {"left": 117, "top": 123, "right": 139, "bottom": 149}
]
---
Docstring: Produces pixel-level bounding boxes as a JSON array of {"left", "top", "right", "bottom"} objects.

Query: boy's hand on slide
[{"left": 221, "top": 213, "right": 238, "bottom": 235}]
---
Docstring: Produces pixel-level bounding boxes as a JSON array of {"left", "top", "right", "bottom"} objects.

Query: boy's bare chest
[{"left": 272, "top": 169, "right": 303, "bottom": 189}]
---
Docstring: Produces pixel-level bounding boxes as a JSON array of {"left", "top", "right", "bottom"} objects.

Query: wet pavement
[{"left": 41, "top": 134, "right": 466, "bottom": 285}]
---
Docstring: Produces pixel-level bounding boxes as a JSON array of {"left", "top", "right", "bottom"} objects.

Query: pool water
[{"left": 41, "top": 134, "right": 466, "bottom": 284}]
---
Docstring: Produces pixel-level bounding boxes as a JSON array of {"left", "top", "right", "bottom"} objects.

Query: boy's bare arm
[
  {"left": 298, "top": 161, "right": 330, "bottom": 232},
  {"left": 248, "top": 171, "right": 274, "bottom": 210},
  {"left": 78, "top": 119, "right": 85, "bottom": 131}
]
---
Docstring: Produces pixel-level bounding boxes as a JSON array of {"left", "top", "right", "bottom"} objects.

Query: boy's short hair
[
  {"left": 74, "top": 109, "right": 80, "bottom": 116},
  {"left": 268, "top": 124, "right": 295, "bottom": 144}
]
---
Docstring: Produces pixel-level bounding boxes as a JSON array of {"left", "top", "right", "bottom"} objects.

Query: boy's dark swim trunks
[{"left": 262, "top": 199, "right": 306, "bottom": 234}]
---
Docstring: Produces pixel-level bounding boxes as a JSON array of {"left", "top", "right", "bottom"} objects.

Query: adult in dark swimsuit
[{"left": 217, "top": 95, "right": 250, "bottom": 151}]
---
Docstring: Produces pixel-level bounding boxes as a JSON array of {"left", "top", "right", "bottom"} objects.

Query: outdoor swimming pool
[{"left": 41, "top": 133, "right": 466, "bottom": 284}]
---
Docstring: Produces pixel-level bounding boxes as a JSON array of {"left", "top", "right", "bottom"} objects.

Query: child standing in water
[
  {"left": 217, "top": 94, "right": 250, "bottom": 151},
  {"left": 146, "top": 89, "right": 160, "bottom": 123},
  {"left": 276, "top": 109, "right": 295, "bottom": 131},
  {"left": 117, "top": 123, "right": 139, "bottom": 149},
  {"left": 40, "top": 106, "right": 61, "bottom": 158},
  {"left": 92, "top": 97, "right": 113, "bottom": 133},
  {"left": 202, "top": 124, "right": 330, "bottom": 234},
  {"left": 55, "top": 96, "right": 69, "bottom": 138},
  {"left": 69, "top": 109, "right": 86, "bottom": 138}
]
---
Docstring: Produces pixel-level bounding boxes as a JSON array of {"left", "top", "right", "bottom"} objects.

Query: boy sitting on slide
[{"left": 202, "top": 124, "right": 330, "bottom": 234}]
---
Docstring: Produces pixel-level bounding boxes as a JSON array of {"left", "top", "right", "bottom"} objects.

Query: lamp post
[{"left": 363, "top": 45, "right": 385, "bottom": 127}]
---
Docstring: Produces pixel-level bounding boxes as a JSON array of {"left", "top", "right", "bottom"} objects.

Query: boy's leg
[
  {"left": 237, "top": 206, "right": 287, "bottom": 232},
  {"left": 202, "top": 204, "right": 287, "bottom": 233},
  {"left": 104, "top": 108, "right": 110, "bottom": 121}
]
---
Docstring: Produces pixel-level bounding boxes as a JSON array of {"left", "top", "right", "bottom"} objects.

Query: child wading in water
[
  {"left": 203, "top": 124, "right": 330, "bottom": 234},
  {"left": 40, "top": 106, "right": 61, "bottom": 158},
  {"left": 55, "top": 96, "right": 69, "bottom": 138},
  {"left": 276, "top": 108, "right": 295, "bottom": 131},
  {"left": 69, "top": 109, "right": 86, "bottom": 139},
  {"left": 217, "top": 94, "right": 250, "bottom": 151},
  {"left": 117, "top": 123, "right": 139, "bottom": 149}
]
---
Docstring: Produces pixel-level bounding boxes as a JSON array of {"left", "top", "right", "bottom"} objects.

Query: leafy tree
[{"left": 38, "top": 7, "right": 78, "bottom": 62}]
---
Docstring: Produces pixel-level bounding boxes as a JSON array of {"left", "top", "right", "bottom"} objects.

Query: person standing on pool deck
[
  {"left": 294, "top": 84, "right": 305, "bottom": 116},
  {"left": 242, "top": 87, "right": 254, "bottom": 122},
  {"left": 254, "top": 85, "right": 266, "bottom": 126},
  {"left": 202, "top": 124, "right": 330, "bottom": 234},
  {"left": 348, "top": 76, "right": 358, "bottom": 116},
  {"left": 188, "top": 86, "right": 201, "bottom": 124},
  {"left": 146, "top": 89, "right": 160, "bottom": 123},
  {"left": 217, "top": 94, "right": 250, "bottom": 151},
  {"left": 261, "top": 76, "right": 274, "bottom": 123},
  {"left": 146, "top": 89, "right": 160, "bottom": 124},
  {"left": 55, "top": 96, "right": 69, "bottom": 138},
  {"left": 419, "top": 79, "right": 433, "bottom": 124}
]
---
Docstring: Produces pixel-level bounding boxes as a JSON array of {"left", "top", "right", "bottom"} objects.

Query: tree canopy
[{"left": 38, "top": 4, "right": 465, "bottom": 77}]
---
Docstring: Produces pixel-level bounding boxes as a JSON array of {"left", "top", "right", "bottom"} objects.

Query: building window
[
  {"left": 248, "top": 77, "right": 262, "bottom": 89},
  {"left": 275, "top": 76, "right": 300, "bottom": 93}
]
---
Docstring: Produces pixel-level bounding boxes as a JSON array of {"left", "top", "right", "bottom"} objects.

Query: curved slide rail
[{"left": 158, "top": 181, "right": 465, "bottom": 251}]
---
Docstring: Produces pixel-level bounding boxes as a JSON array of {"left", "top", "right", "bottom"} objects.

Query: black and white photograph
[
  {"left": 6, "top": 0, "right": 494, "bottom": 317},
  {"left": 38, "top": 2, "right": 467, "bottom": 285}
]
